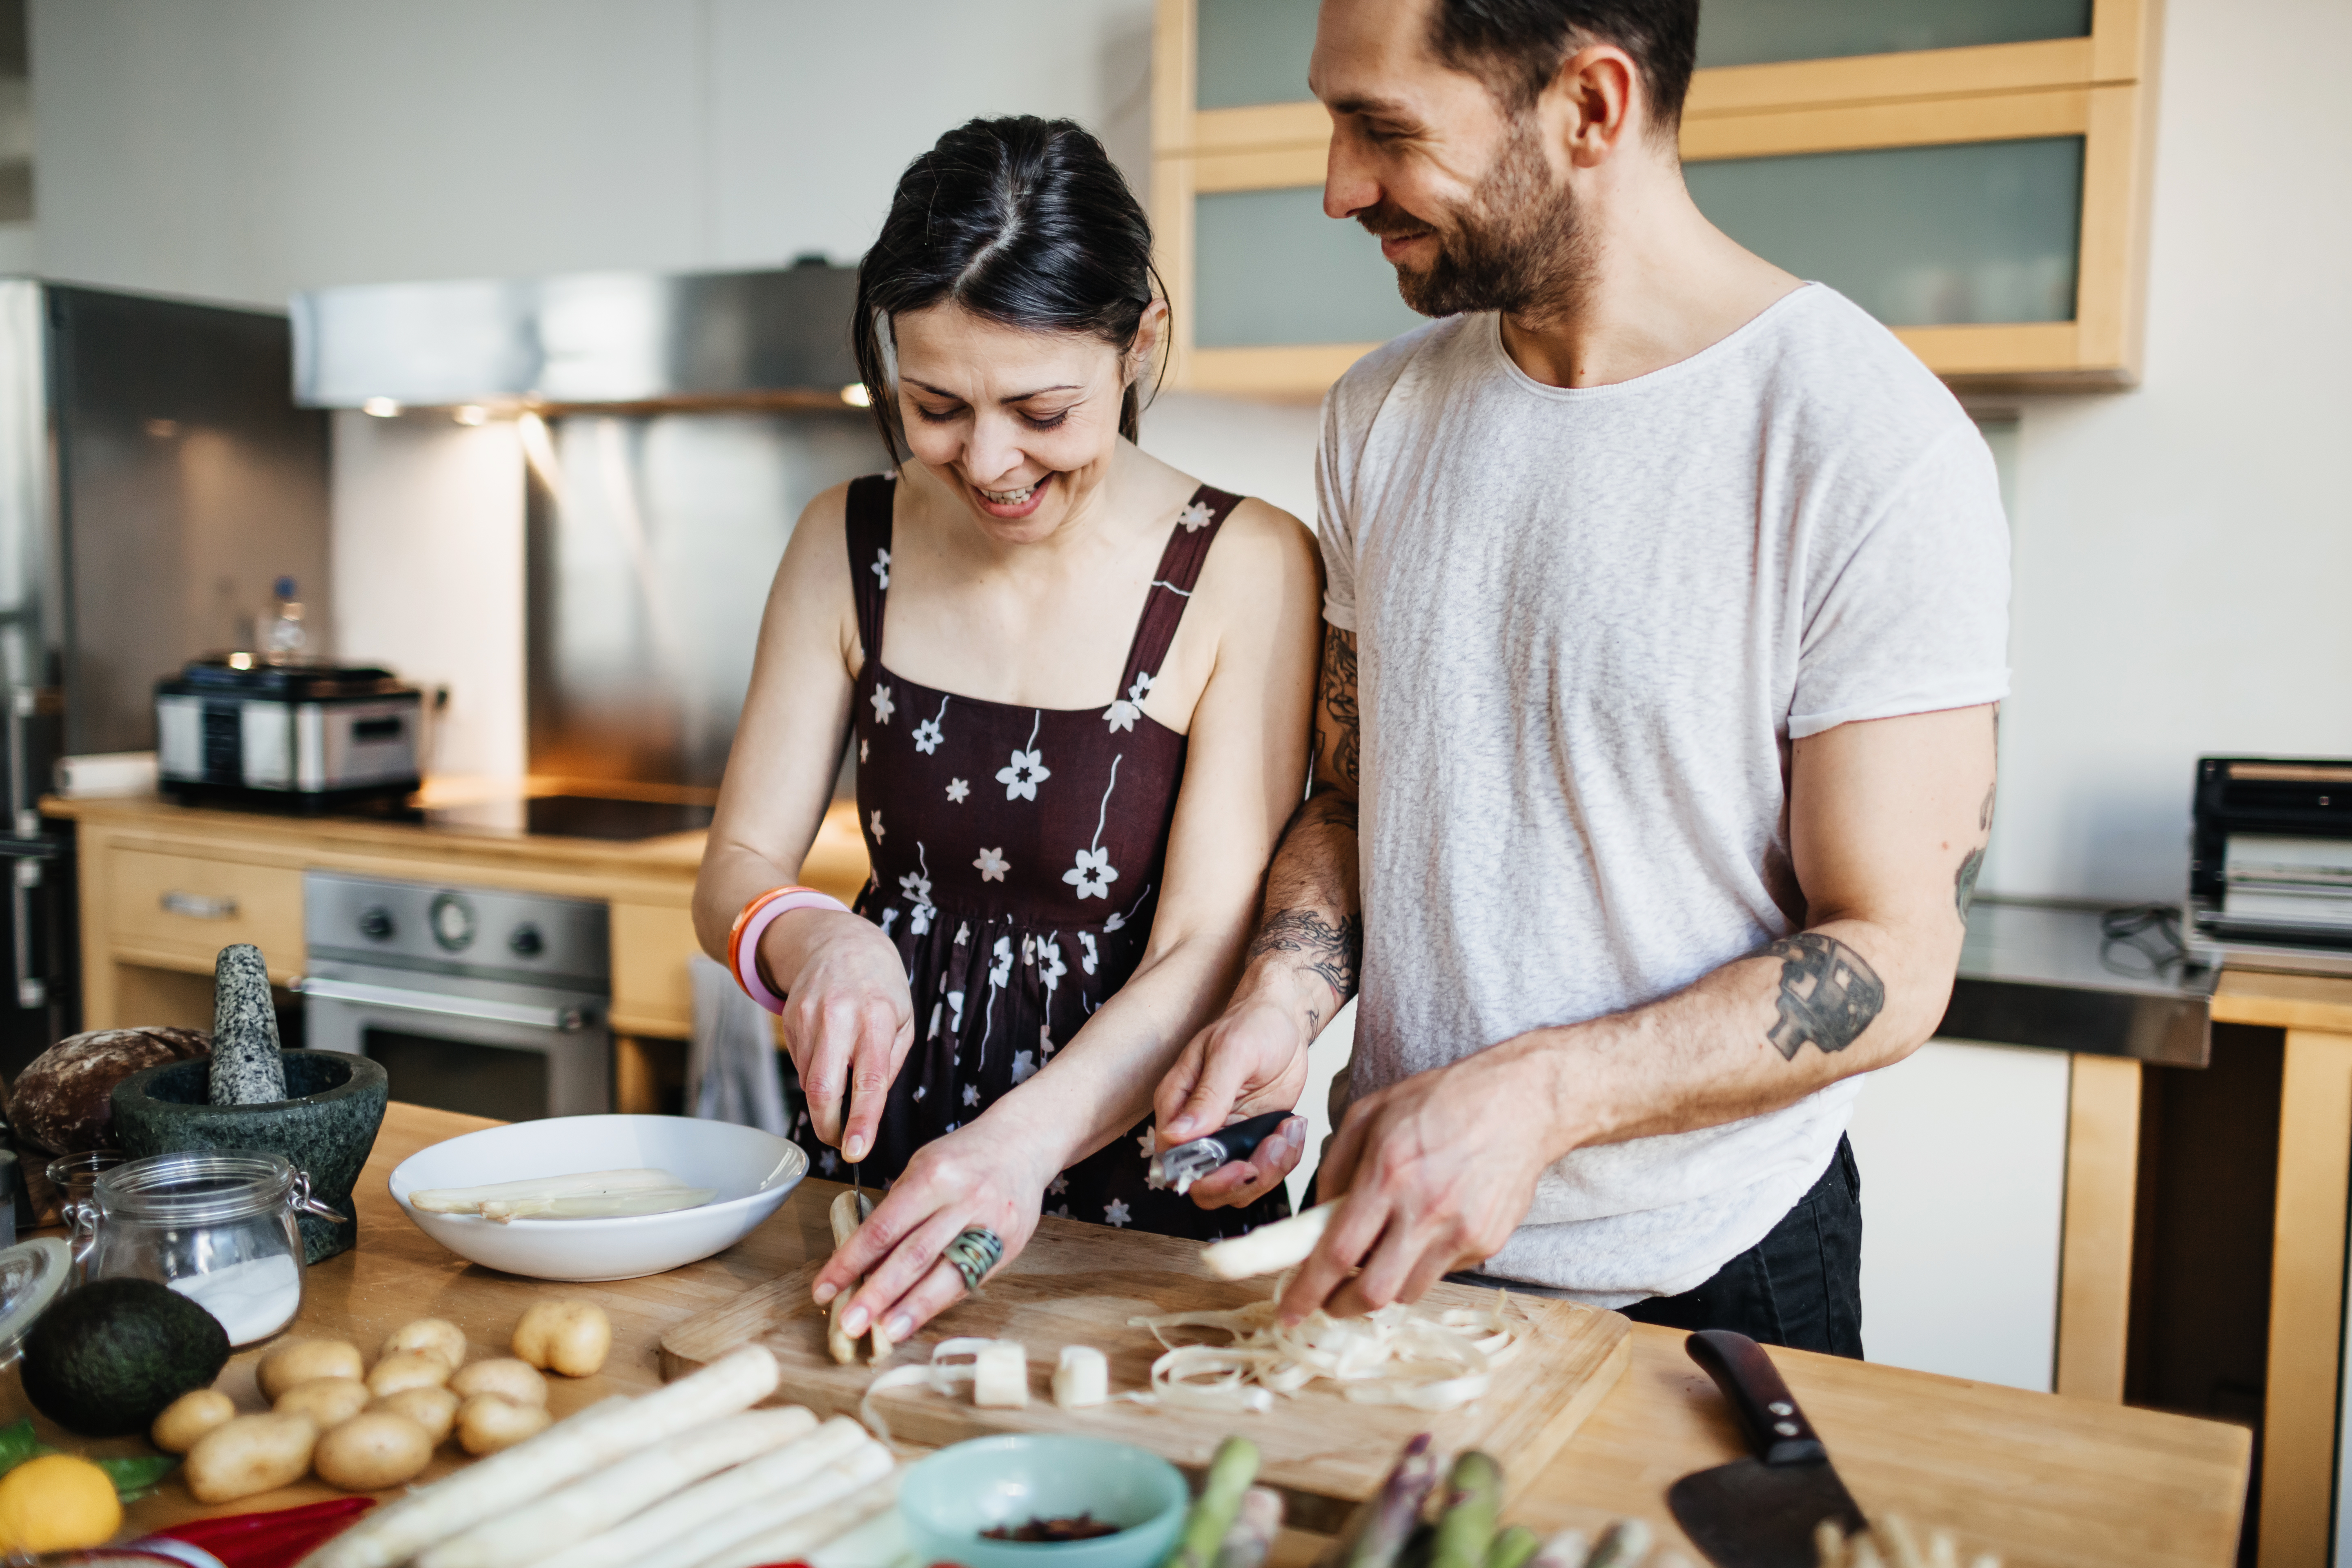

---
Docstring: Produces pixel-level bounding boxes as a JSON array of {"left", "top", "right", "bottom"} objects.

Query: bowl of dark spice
[{"left": 899, "top": 1434, "right": 1188, "bottom": 1568}]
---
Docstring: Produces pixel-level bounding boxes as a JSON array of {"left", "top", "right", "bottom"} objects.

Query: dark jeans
[{"left": 1621, "top": 1134, "right": 1865, "bottom": 1358}]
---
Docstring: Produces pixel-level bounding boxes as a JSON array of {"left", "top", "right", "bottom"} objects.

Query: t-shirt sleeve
[
  {"left": 1787, "top": 423, "right": 2012, "bottom": 739},
  {"left": 1314, "top": 385, "right": 1359, "bottom": 633}
]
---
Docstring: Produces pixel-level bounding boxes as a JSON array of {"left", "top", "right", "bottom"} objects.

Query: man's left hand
[{"left": 1280, "top": 1035, "right": 1564, "bottom": 1323}]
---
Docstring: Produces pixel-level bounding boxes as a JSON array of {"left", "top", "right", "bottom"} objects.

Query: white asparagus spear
[
  {"left": 829, "top": 1191, "right": 864, "bottom": 1365},
  {"left": 590, "top": 1442, "right": 895, "bottom": 1568},
  {"left": 689, "top": 1473, "right": 902, "bottom": 1568},
  {"left": 296, "top": 1344, "right": 782, "bottom": 1568},
  {"left": 1202, "top": 1201, "right": 1337, "bottom": 1280},
  {"left": 530, "top": 1416, "right": 873, "bottom": 1568},
  {"left": 409, "top": 1169, "right": 682, "bottom": 1214},
  {"left": 415, "top": 1405, "right": 818, "bottom": 1568},
  {"left": 479, "top": 1187, "right": 717, "bottom": 1223}
]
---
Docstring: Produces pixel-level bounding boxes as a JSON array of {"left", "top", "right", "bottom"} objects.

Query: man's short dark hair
[{"left": 1429, "top": 0, "right": 1699, "bottom": 133}]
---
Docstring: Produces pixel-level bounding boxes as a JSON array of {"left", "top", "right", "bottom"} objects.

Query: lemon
[{"left": 0, "top": 1452, "right": 124, "bottom": 1552}]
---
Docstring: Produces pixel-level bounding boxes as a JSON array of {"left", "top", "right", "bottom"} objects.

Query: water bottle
[{"left": 260, "top": 576, "right": 308, "bottom": 661}]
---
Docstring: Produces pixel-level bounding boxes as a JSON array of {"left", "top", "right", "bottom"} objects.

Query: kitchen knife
[
  {"left": 1146, "top": 1108, "right": 1294, "bottom": 1192},
  {"left": 1666, "top": 1330, "right": 1868, "bottom": 1568}
]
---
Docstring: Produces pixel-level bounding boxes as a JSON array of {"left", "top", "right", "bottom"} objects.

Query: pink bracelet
[{"left": 729, "top": 886, "right": 853, "bottom": 1014}]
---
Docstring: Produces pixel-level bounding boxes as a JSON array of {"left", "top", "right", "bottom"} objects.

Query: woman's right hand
[{"left": 762, "top": 909, "right": 914, "bottom": 1163}]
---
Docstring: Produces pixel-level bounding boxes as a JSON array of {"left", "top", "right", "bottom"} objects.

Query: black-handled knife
[{"left": 1667, "top": 1330, "right": 1868, "bottom": 1568}]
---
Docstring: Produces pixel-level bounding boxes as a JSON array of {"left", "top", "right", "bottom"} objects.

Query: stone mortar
[{"left": 110, "top": 1050, "right": 389, "bottom": 1263}]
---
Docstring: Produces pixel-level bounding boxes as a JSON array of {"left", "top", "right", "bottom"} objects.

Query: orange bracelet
[{"left": 728, "top": 885, "right": 851, "bottom": 1012}]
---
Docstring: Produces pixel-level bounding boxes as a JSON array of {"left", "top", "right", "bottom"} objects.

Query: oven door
[{"left": 297, "top": 967, "right": 610, "bottom": 1121}]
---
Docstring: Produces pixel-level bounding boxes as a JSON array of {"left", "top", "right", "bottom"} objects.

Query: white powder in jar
[{"left": 168, "top": 1254, "right": 302, "bottom": 1345}]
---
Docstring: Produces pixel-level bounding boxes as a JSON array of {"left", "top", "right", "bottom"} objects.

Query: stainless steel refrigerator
[{"left": 0, "top": 281, "right": 331, "bottom": 1075}]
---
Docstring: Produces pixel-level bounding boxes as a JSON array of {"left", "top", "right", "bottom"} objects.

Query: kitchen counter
[
  {"left": 1943, "top": 897, "right": 2213, "bottom": 1065},
  {"left": 2, "top": 1102, "right": 2250, "bottom": 1568}
]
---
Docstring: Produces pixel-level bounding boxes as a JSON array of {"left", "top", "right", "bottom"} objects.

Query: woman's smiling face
[{"left": 890, "top": 301, "right": 1158, "bottom": 544}]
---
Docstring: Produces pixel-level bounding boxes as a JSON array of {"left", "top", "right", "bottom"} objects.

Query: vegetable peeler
[{"left": 1146, "top": 1108, "right": 1295, "bottom": 1193}]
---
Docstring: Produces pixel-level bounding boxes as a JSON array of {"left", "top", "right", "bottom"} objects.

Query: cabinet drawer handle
[{"left": 160, "top": 890, "right": 239, "bottom": 920}]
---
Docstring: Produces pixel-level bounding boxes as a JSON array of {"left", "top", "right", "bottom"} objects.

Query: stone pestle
[{"left": 208, "top": 943, "right": 288, "bottom": 1105}]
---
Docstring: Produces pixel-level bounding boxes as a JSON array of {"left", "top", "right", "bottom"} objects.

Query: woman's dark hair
[{"left": 853, "top": 116, "right": 1164, "bottom": 461}]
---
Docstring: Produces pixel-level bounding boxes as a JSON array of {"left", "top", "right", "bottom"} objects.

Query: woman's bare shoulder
[{"left": 1197, "top": 494, "right": 1321, "bottom": 615}]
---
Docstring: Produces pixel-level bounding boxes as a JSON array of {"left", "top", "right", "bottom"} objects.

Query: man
[{"left": 1150, "top": 0, "right": 2008, "bottom": 1354}]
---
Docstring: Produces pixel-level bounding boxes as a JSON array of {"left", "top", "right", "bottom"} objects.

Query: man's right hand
[
  {"left": 1152, "top": 991, "right": 1317, "bottom": 1209},
  {"left": 763, "top": 909, "right": 914, "bottom": 1163}
]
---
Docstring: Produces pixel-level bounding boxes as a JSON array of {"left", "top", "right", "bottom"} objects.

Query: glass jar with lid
[{"left": 67, "top": 1152, "right": 343, "bottom": 1346}]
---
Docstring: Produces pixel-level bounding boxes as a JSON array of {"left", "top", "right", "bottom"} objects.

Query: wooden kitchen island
[{"left": 2, "top": 1102, "right": 2250, "bottom": 1568}]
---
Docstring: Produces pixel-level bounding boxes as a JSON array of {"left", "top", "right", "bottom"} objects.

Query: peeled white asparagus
[
  {"left": 415, "top": 1405, "right": 817, "bottom": 1568},
  {"left": 1053, "top": 1345, "right": 1108, "bottom": 1409},
  {"left": 479, "top": 1187, "right": 717, "bottom": 1223},
  {"left": 829, "top": 1192, "right": 865, "bottom": 1365},
  {"left": 532, "top": 1416, "right": 873, "bottom": 1568},
  {"left": 610, "top": 1443, "right": 895, "bottom": 1568},
  {"left": 1201, "top": 1201, "right": 1337, "bottom": 1281},
  {"left": 690, "top": 1474, "right": 902, "bottom": 1568},
  {"left": 973, "top": 1341, "right": 1028, "bottom": 1408},
  {"left": 409, "top": 1169, "right": 682, "bottom": 1214},
  {"left": 295, "top": 1344, "right": 781, "bottom": 1568}
]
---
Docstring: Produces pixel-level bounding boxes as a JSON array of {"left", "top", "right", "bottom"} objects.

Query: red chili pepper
[{"left": 135, "top": 1497, "right": 378, "bottom": 1568}]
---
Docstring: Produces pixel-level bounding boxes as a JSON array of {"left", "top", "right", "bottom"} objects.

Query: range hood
[{"left": 290, "top": 259, "right": 864, "bottom": 413}]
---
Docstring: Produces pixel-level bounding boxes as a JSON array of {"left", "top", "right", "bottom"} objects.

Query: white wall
[{"left": 27, "top": 0, "right": 1152, "bottom": 305}]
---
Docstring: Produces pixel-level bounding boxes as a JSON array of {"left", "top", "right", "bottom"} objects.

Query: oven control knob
[
  {"left": 429, "top": 891, "right": 476, "bottom": 951},
  {"left": 509, "top": 923, "right": 544, "bottom": 958},
  {"left": 358, "top": 906, "right": 394, "bottom": 940}
]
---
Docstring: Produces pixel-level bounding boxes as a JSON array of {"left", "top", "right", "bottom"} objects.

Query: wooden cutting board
[{"left": 661, "top": 1206, "right": 1630, "bottom": 1529}]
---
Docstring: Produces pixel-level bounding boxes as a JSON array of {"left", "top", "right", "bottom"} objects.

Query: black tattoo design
[
  {"left": 1316, "top": 626, "right": 1361, "bottom": 791},
  {"left": 1250, "top": 908, "right": 1363, "bottom": 1004},
  {"left": 1955, "top": 845, "right": 1985, "bottom": 923},
  {"left": 1762, "top": 932, "right": 1885, "bottom": 1060},
  {"left": 1978, "top": 782, "right": 1996, "bottom": 833}
]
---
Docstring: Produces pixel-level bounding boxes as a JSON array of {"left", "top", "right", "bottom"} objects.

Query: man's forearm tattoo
[
  {"left": 1762, "top": 932, "right": 1885, "bottom": 1059},
  {"left": 1955, "top": 845, "right": 1985, "bottom": 923},
  {"left": 1250, "top": 908, "right": 1363, "bottom": 1004},
  {"left": 1318, "top": 626, "right": 1361, "bottom": 791}
]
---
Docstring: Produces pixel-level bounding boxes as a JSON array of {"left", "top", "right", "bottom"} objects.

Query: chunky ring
[{"left": 944, "top": 1227, "right": 1004, "bottom": 1294}]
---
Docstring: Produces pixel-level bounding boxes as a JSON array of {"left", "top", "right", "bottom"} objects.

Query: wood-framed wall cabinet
[{"left": 1151, "top": 0, "right": 2162, "bottom": 399}]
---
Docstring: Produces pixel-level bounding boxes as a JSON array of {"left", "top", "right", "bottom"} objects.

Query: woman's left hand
[{"left": 811, "top": 1112, "right": 1061, "bottom": 1345}]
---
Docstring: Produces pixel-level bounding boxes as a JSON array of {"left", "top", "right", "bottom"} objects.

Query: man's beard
[{"left": 1358, "top": 120, "right": 1589, "bottom": 321}]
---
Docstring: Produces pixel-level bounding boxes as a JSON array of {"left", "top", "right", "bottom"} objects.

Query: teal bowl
[{"left": 898, "top": 1434, "right": 1190, "bottom": 1568}]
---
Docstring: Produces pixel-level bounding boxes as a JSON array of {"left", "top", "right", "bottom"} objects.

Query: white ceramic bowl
[{"left": 388, "top": 1115, "right": 806, "bottom": 1281}]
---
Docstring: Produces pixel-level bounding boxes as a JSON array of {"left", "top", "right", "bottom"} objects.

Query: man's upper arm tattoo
[
  {"left": 1762, "top": 932, "right": 1885, "bottom": 1059},
  {"left": 1249, "top": 909, "right": 1363, "bottom": 1005},
  {"left": 1317, "top": 625, "right": 1361, "bottom": 791}
]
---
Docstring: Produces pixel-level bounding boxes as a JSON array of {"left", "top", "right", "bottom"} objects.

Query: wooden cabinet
[
  {"left": 1152, "top": 0, "right": 2161, "bottom": 396},
  {"left": 105, "top": 847, "right": 306, "bottom": 983}
]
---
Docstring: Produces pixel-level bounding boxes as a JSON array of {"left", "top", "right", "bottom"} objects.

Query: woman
[{"left": 693, "top": 115, "right": 1320, "bottom": 1347}]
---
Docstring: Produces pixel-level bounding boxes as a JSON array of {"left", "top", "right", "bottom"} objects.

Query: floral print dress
[{"left": 789, "top": 472, "right": 1290, "bottom": 1242}]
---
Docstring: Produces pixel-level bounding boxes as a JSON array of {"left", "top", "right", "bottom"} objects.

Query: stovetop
[{"left": 350, "top": 792, "right": 715, "bottom": 843}]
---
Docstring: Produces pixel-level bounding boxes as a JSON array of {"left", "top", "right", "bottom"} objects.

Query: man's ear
[{"left": 1541, "top": 42, "right": 1643, "bottom": 169}]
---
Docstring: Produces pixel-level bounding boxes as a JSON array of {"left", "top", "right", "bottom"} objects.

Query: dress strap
[
  {"left": 844, "top": 473, "right": 898, "bottom": 668},
  {"left": 1116, "top": 486, "right": 1242, "bottom": 699}
]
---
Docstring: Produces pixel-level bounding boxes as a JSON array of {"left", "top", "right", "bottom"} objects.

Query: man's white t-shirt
[{"left": 1317, "top": 284, "right": 2011, "bottom": 1306}]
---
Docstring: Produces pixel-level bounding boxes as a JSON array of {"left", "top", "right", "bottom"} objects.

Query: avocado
[{"left": 20, "top": 1278, "right": 232, "bottom": 1437}]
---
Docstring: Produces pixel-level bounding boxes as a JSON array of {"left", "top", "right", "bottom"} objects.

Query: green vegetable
[
  {"left": 20, "top": 1278, "right": 232, "bottom": 1437},
  {"left": 1483, "top": 1524, "right": 1540, "bottom": 1568},
  {"left": 1167, "top": 1437, "right": 1262, "bottom": 1568},
  {"left": 1429, "top": 1452, "right": 1502, "bottom": 1568},
  {"left": 95, "top": 1453, "right": 181, "bottom": 1502},
  {"left": 0, "top": 1417, "right": 37, "bottom": 1474},
  {"left": 1324, "top": 1433, "right": 1440, "bottom": 1568}
]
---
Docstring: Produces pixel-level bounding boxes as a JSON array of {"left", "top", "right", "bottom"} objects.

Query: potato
[
  {"left": 185, "top": 1412, "right": 318, "bottom": 1504},
  {"left": 150, "top": 1388, "right": 236, "bottom": 1454},
  {"left": 457, "top": 1393, "right": 550, "bottom": 1456},
  {"left": 274, "top": 1377, "right": 371, "bottom": 1430},
  {"left": 448, "top": 1357, "right": 546, "bottom": 1407},
  {"left": 313, "top": 1410, "right": 434, "bottom": 1492},
  {"left": 511, "top": 1299, "right": 611, "bottom": 1377},
  {"left": 372, "top": 1386, "right": 459, "bottom": 1446},
  {"left": 367, "top": 1349, "right": 454, "bottom": 1397},
  {"left": 258, "top": 1338, "right": 364, "bottom": 1401},
  {"left": 381, "top": 1316, "right": 468, "bottom": 1370}
]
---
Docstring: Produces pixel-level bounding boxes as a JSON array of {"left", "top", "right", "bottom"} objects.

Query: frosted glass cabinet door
[
  {"left": 1685, "top": 138, "right": 2084, "bottom": 326},
  {"left": 1697, "top": 0, "right": 2091, "bottom": 68},
  {"left": 1195, "top": 187, "right": 1427, "bottom": 349},
  {"left": 1197, "top": 0, "right": 1320, "bottom": 109}
]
